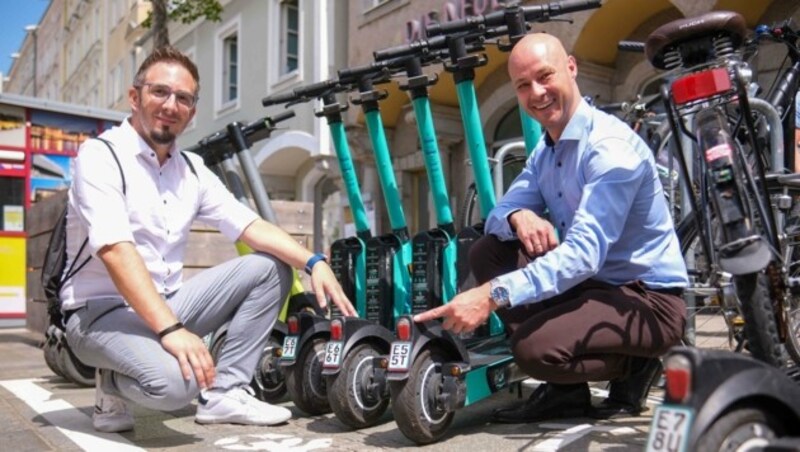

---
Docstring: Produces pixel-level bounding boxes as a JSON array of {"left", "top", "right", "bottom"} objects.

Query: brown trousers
[{"left": 470, "top": 235, "right": 686, "bottom": 384}]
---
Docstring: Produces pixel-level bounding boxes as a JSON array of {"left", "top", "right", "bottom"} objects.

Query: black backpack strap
[
  {"left": 180, "top": 151, "right": 198, "bottom": 177},
  {"left": 63, "top": 138, "right": 125, "bottom": 281},
  {"left": 96, "top": 137, "right": 126, "bottom": 195}
]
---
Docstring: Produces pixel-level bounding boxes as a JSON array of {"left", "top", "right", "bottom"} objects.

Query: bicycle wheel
[{"left": 676, "top": 215, "right": 744, "bottom": 352}]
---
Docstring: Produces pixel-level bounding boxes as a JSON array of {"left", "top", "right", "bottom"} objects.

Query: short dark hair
[{"left": 134, "top": 46, "right": 200, "bottom": 94}]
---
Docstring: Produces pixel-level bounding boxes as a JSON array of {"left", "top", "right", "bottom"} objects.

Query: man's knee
[
  {"left": 468, "top": 235, "right": 514, "bottom": 283},
  {"left": 242, "top": 253, "right": 292, "bottom": 293},
  {"left": 136, "top": 368, "right": 199, "bottom": 411}
]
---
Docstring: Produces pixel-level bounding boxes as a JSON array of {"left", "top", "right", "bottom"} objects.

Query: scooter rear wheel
[
  {"left": 389, "top": 347, "right": 453, "bottom": 444},
  {"left": 327, "top": 342, "right": 389, "bottom": 428},
  {"left": 284, "top": 336, "right": 331, "bottom": 415}
]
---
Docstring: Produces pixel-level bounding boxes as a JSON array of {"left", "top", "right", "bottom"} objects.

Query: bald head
[
  {"left": 509, "top": 33, "right": 570, "bottom": 74},
  {"left": 508, "top": 33, "right": 581, "bottom": 142}
]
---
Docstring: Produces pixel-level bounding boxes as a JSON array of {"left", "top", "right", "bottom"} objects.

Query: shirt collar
[{"left": 543, "top": 98, "right": 593, "bottom": 146}]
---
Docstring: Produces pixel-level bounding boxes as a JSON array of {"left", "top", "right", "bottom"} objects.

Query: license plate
[
  {"left": 646, "top": 405, "right": 694, "bottom": 452},
  {"left": 388, "top": 341, "right": 412, "bottom": 371},
  {"left": 323, "top": 341, "right": 344, "bottom": 368},
  {"left": 281, "top": 336, "right": 298, "bottom": 361}
]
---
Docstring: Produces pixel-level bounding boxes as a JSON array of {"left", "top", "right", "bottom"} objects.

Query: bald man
[{"left": 414, "top": 33, "right": 688, "bottom": 422}]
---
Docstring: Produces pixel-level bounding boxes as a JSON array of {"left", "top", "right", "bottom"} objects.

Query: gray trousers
[{"left": 65, "top": 252, "right": 291, "bottom": 411}]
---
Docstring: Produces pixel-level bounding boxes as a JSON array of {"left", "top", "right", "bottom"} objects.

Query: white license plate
[
  {"left": 281, "top": 336, "right": 298, "bottom": 361},
  {"left": 645, "top": 405, "right": 694, "bottom": 452},
  {"left": 388, "top": 341, "right": 412, "bottom": 371},
  {"left": 323, "top": 341, "right": 344, "bottom": 368}
]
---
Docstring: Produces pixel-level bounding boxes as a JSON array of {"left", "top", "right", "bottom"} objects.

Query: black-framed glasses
[{"left": 136, "top": 82, "right": 198, "bottom": 108}]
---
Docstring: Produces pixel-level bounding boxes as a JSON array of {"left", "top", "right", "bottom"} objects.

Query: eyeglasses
[{"left": 136, "top": 82, "right": 198, "bottom": 108}]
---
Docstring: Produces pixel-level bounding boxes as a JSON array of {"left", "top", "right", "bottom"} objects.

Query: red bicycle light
[
  {"left": 287, "top": 315, "right": 299, "bottom": 334},
  {"left": 664, "top": 354, "right": 693, "bottom": 403},
  {"left": 671, "top": 67, "right": 732, "bottom": 105},
  {"left": 397, "top": 318, "right": 412, "bottom": 341},
  {"left": 330, "top": 319, "right": 343, "bottom": 341}
]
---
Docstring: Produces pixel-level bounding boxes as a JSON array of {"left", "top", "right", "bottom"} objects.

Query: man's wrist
[
  {"left": 305, "top": 253, "right": 328, "bottom": 275},
  {"left": 489, "top": 278, "right": 512, "bottom": 309}
]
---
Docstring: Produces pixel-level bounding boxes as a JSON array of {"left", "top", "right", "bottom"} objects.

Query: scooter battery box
[
  {"left": 330, "top": 237, "right": 364, "bottom": 317},
  {"left": 411, "top": 229, "right": 449, "bottom": 314}
]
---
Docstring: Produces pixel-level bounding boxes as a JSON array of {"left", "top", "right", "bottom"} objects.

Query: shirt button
[
  {"left": 561, "top": 222, "right": 566, "bottom": 227},
  {"left": 163, "top": 199, "right": 167, "bottom": 204},
  {"left": 558, "top": 192, "right": 562, "bottom": 197},
  {"left": 151, "top": 153, "right": 155, "bottom": 157},
  {"left": 557, "top": 162, "right": 562, "bottom": 167}
]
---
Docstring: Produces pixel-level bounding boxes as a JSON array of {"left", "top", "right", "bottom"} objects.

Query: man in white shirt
[{"left": 62, "top": 46, "right": 357, "bottom": 433}]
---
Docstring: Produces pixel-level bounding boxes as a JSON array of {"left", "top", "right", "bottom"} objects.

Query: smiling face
[
  {"left": 508, "top": 33, "right": 581, "bottom": 142},
  {"left": 129, "top": 62, "right": 197, "bottom": 156}
]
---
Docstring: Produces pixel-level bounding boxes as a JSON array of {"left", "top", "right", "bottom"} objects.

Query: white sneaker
[
  {"left": 195, "top": 385, "right": 291, "bottom": 426},
  {"left": 93, "top": 369, "right": 134, "bottom": 433}
]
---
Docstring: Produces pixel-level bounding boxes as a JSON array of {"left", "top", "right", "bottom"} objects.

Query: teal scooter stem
[
  {"left": 319, "top": 93, "right": 371, "bottom": 317},
  {"left": 350, "top": 74, "right": 413, "bottom": 326},
  {"left": 400, "top": 56, "right": 458, "bottom": 310}
]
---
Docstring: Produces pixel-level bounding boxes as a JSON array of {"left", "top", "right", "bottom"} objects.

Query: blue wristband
[{"left": 305, "top": 253, "right": 327, "bottom": 275}]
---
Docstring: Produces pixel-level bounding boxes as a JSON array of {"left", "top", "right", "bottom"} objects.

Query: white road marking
[
  {"left": 0, "top": 378, "right": 144, "bottom": 452},
  {"left": 214, "top": 433, "right": 333, "bottom": 451},
  {"left": 535, "top": 423, "right": 639, "bottom": 451}
]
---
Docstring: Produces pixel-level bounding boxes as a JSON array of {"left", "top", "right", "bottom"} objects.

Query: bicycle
[{"left": 642, "top": 11, "right": 800, "bottom": 367}]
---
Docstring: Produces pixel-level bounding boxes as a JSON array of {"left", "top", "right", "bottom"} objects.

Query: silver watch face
[{"left": 491, "top": 282, "right": 510, "bottom": 307}]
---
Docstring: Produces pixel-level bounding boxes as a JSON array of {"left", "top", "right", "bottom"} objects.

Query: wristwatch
[{"left": 489, "top": 278, "right": 512, "bottom": 309}]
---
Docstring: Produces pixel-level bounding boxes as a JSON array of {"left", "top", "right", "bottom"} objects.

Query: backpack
[{"left": 41, "top": 138, "right": 197, "bottom": 330}]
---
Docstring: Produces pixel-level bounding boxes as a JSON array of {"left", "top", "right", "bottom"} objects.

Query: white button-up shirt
[{"left": 60, "top": 118, "right": 259, "bottom": 310}]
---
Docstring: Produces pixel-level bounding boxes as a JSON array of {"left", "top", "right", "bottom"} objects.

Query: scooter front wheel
[
  {"left": 327, "top": 342, "right": 389, "bottom": 428},
  {"left": 389, "top": 347, "right": 453, "bottom": 444},
  {"left": 284, "top": 336, "right": 331, "bottom": 415},
  {"left": 250, "top": 336, "right": 286, "bottom": 402}
]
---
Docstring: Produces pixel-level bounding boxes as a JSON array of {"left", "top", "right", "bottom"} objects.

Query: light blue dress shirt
[{"left": 486, "top": 100, "right": 689, "bottom": 307}]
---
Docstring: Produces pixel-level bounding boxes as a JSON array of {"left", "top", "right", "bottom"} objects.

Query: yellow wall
[{"left": 0, "top": 236, "right": 26, "bottom": 315}]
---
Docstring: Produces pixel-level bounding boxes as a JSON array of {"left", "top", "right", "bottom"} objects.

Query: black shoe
[
  {"left": 591, "top": 357, "right": 663, "bottom": 419},
  {"left": 491, "top": 382, "right": 591, "bottom": 424}
]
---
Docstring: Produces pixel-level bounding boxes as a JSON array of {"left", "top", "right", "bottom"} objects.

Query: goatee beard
[{"left": 151, "top": 128, "right": 176, "bottom": 145}]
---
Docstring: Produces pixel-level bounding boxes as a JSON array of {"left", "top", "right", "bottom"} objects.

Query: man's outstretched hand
[{"left": 412, "top": 282, "right": 497, "bottom": 334}]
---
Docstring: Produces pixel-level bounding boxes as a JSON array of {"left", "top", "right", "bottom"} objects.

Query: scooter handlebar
[
  {"left": 618, "top": 40, "right": 645, "bottom": 53},
  {"left": 241, "top": 110, "right": 296, "bottom": 137},
  {"left": 426, "top": 0, "right": 601, "bottom": 37},
  {"left": 262, "top": 90, "right": 298, "bottom": 107}
]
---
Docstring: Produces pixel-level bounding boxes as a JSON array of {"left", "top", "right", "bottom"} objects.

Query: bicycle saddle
[{"left": 645, "top": 11, "right": 748, "bottom": 70}]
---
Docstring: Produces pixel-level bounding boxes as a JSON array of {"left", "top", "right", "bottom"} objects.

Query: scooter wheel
[
  {"left": 389, "top": 347, "right": 453, "bottom": 444},
  {"left": 57, "top": 339, "right": 95, "bottom": 387},
  {"left": 326, "top": 342, "right": 389, "bottom": 428},
  {"left": 43, "top": 326, "right": 66, "bottom": 378},
  {"left": 284, "top": 336, "right": 331, "bottom": 415},
  {"left": 250, "top": 335, "right": 287, "bottom": 403},
  {"left": 697, "top": 407, "right": 782, "bottom": 451}
]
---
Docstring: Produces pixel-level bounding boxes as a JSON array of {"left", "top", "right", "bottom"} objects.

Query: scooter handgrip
[
  {"left": 294, "top": 79, "right": 340, "bottom": 99},
  {"left": 618, "top": 40, "right": 645, "bottom": 53},
  {"left": 262, "top": 90, "right": 298, "bottom": 106},
  {"left": 374, "top": 36, "right": 445, "bottom": 61},
  {"left": 270, "top": 109, "right": 296, "bottom": 125},
  {"left": 425, "top": 15, "right": 485, "bottom": 37},
  {"left": 524, "top": 0, "right": 601, "bottom": 22}
]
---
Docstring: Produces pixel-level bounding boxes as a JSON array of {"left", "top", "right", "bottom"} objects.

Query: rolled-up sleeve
[{"left": 72, "top": 141, "right": 134, "bottom": 255}]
